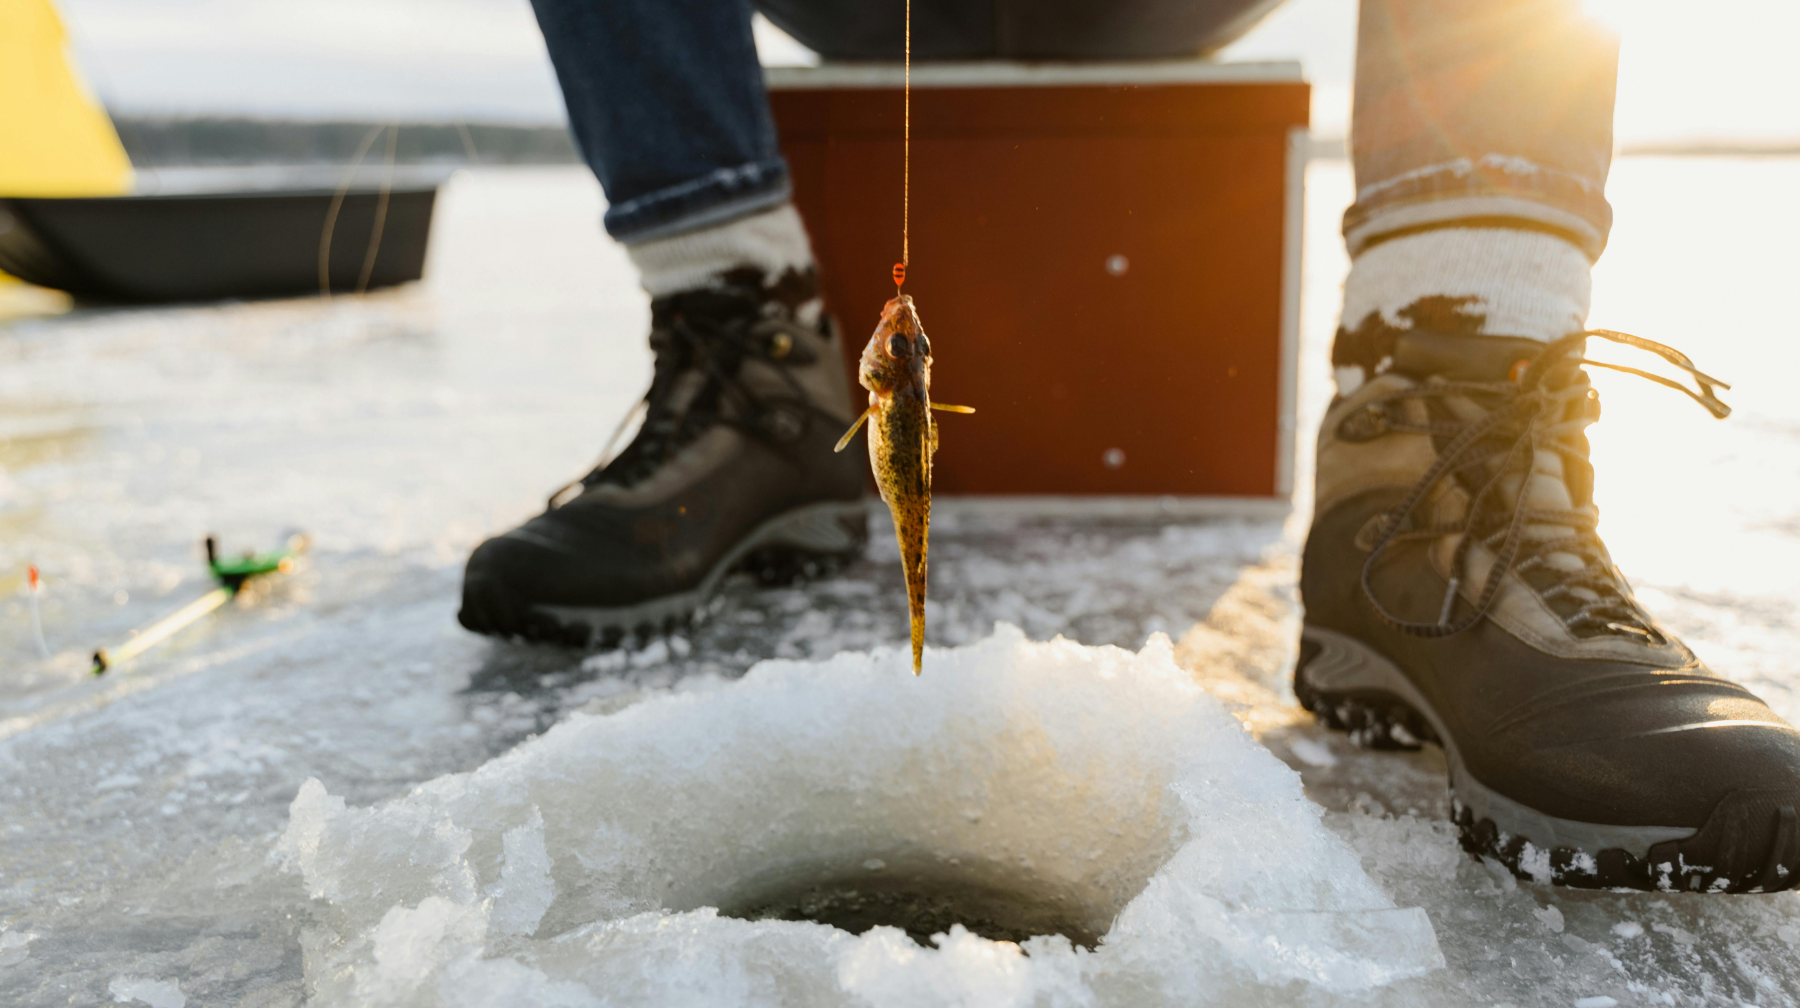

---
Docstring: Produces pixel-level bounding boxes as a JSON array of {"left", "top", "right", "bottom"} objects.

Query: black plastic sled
[{"left": 0, "top": 185, "right": 437, "bottom": 303}]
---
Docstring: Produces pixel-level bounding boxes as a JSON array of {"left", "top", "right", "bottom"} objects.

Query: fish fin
[
  {"left": 931, "top": 403, "right": 976, "bottom": 413},
  {"left": 833, "top": 407, "right": 873, "bottom": 452}
]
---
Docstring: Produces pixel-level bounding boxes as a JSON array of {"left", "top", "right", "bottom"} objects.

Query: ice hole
[
  {"left": 714, "top": 851, "right": 1110, "bottom": 949},
  {"left": 276, "top": 625, "right": 1444, "bottom": 1006}
]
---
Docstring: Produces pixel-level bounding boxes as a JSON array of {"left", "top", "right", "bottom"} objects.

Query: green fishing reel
[{"left": 205, "top": 533, "right": 310, "bottom": 591}]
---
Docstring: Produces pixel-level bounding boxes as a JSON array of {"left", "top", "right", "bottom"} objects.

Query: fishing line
[
  {"left": 453, "top": 122, "right": 481, "bottom": 162},
  {"left": 356, "top": 125, "right": 401, "bottom": 294},
  {"left": 317, "top": 122, "right": 388, "bottom": 299},
  {"left": 894, "top": 0, "right": 910, "bottom": 291},
  {"left": 332, "top": 0, "right": 456, "bottom": 299}
]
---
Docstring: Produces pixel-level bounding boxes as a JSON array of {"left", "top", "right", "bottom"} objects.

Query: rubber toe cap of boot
[
  {"left": 458, "top": 532, "right": 574, "bottom": 641},
  {"left": 1482, "top": 716, "right": 1800, "bottom": 891}
]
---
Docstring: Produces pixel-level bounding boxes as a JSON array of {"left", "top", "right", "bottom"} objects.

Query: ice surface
[
  {"left": 274, "top": 625, "right": 1443, "bottom": 1006},
  {"left": 3, "top": 162, "right": 1800, "bottom": 1005}
]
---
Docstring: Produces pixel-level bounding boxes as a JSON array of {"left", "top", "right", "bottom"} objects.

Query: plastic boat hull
[{"left": 0, "top": 186, "right": 436, "bottom": 303}]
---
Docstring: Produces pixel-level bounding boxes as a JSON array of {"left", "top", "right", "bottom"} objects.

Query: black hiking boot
[
  {"left": 1297, "top": 325, "right": 1800, "bottom": 892},
  {"left": 459, "top": 267, "right": 867, "bottom": 646}
]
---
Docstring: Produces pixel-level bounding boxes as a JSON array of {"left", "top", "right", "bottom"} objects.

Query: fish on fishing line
[{"left": 835, "top": 291, "right": 973, "bottom": 674}]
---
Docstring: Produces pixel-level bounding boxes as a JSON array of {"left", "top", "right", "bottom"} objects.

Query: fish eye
[
  {"left": 917, "top": 333, "right": 931, "bottom": 356},
  {"left": 886, "top": 334, "right": 909, "bottom": 358}
]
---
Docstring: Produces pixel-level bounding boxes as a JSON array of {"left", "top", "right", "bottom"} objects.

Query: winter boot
[
  {"left": 1298, "top": 319, "right": 1800, "bottom": 892},
  {"left": 459, "top": 266, "right": 867, "bottom": 645}
]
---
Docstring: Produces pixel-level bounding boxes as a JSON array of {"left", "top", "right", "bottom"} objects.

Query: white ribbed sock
[
  {"left": 1334, "top": 227, "right": 1592, "bottom": 395},
  {"left": 625, "top": 203, "right": 816, "bottom": 297}
]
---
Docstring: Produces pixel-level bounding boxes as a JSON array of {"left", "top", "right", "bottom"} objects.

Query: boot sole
[
  {"left": 471, "top": 500, "right": 868, "bottom": 649},
  {"left": 1296, "top": 624, "right": 1800, "bottom": 893}
]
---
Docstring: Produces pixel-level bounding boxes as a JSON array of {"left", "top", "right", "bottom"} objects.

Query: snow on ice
[{"left": 273, "top": 626, "right": 1443, "bottom": 1006}]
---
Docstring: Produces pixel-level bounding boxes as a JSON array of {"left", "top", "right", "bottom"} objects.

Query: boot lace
[
  {"left": 546, "top": 293, "right": 813, "bottom": 507},
  {"left": 1358, "top": 330, "right": 1730, "bottom": 640}
]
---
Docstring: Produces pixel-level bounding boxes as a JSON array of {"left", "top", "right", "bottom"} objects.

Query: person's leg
[
  {"left": 529, "top": 0, "right": 785, "bottom": 243},
  {"left": 1331, "top": 0, "right": 1615, "bottom": 386},
  {"left": 461, "top": 0, "right": 864, "bottom": 644},
  {"left": 1299, "top": 0, "right": 1800, "bottom": 893},
  {"left": 1345, "top": 0, "right": 1616, "bottom": 263},
  {"left": 528, "top": 0, "right": 822, "bottom": 296}
]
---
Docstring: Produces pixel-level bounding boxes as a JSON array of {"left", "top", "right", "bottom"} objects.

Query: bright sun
[{"left": 1591, "top": 0, "right": 1800, "bottom": 146}]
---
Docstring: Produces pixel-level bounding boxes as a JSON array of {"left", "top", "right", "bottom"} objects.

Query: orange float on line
[{"left": 892, "top": 262, "right": 906, "bottom": 288}]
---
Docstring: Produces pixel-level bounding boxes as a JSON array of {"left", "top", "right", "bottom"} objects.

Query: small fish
[{"left": 835, "top": 295, "right": 974, "bottom": 674}]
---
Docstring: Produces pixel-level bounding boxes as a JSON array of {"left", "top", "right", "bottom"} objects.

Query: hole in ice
[
  {"left": 276, "top": 625, "right": 1445, "bottom": 1005},
  {"left": 716, "top": 851, "right": 1107, "bottom": 948}
]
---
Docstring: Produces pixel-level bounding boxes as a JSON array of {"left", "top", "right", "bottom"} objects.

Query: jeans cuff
[
  {"left": 605, "top": 158, "right": 793, "bottom": 243},
  {"left": 1342, "top": 155, "right": 1612, "bottom": 261}
]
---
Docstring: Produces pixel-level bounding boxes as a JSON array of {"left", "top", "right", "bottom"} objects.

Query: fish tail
[
  {"left": 906, "top": 553, "right": 926, "bottom": 674},
  {"left": 894, "top": 504, "right": 928, "bottom": 674}
]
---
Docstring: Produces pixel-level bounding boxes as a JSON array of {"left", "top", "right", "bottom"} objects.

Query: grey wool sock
[{"left": 625, "top": 203, "right": 817, "bottom": 299}]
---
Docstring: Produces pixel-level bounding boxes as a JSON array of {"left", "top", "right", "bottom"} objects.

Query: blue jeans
[{"left": 531, "top": 0, "right": 1617, "bottom": 258}]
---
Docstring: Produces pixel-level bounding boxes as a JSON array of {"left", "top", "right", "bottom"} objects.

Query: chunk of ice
[
  {"left": 107, "top": 975, "right": 186, "bottom": 1008},
  {"left": 1288, "top": 737, "right": 1338, "bottom": 768},
  {"left": 0, "top": 930, "right": 33, "bottom": 968},
  {"left": 489, "top": 808, "right": 555, "bottom": 937},
  {"left": 1535, "top": 905, "right": 1565, "bottom": 933},
  {"left": 275, "top": 625, "right": 1443, "bottom": 1006}
]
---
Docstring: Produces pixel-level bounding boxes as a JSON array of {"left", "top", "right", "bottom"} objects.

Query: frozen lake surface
[{"left": 2, "top": 159, "right": 1799, "bottom": 1005}]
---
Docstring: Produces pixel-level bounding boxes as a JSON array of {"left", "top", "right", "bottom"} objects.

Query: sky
[{"left": 51, "top": 0, "right": 1800, "bottom": 146}]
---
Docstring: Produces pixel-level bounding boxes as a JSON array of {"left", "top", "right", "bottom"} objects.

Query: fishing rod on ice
[{"left": 90, "top": 533, "right": 309, "bottom": 675}]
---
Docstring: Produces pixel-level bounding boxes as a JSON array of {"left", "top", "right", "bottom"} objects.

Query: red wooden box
[{"left": 767, "top": 61, "right": 1308, "bottom": 500}]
